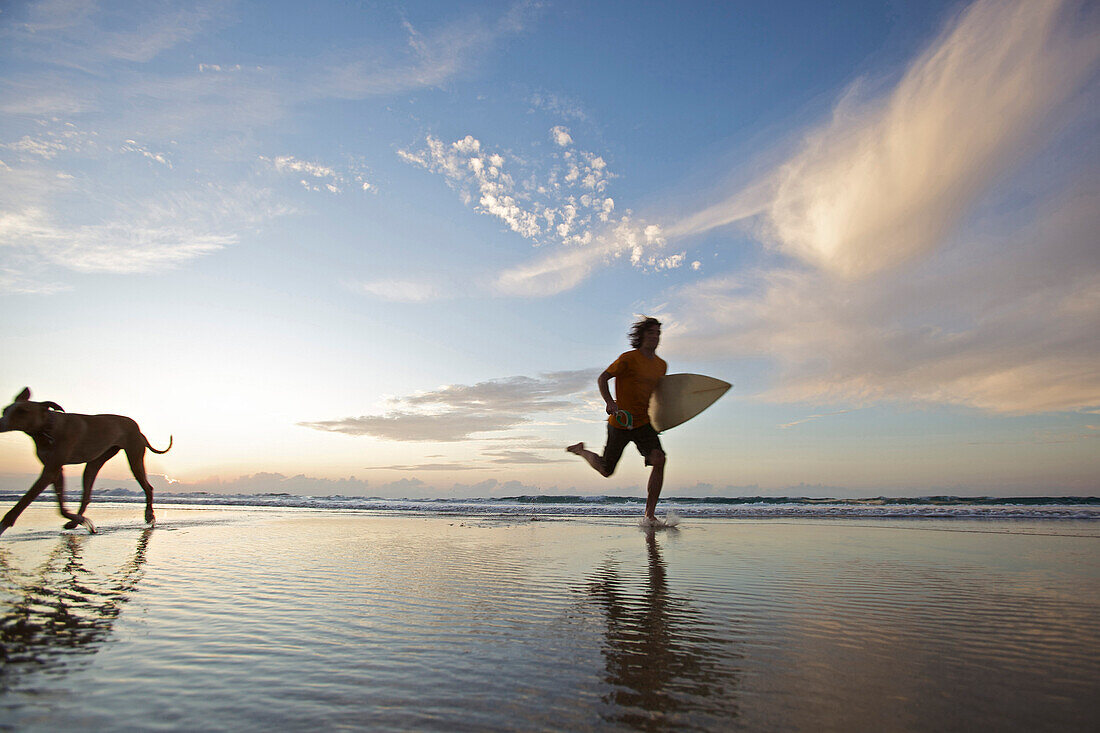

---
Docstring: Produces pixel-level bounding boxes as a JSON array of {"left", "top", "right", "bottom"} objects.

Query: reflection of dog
[
  {"left": 0, "top": 388, "right": 172, "bottom": 536},
  {"left": 0, "top": 529, "right": 152, "bottom": 676}
]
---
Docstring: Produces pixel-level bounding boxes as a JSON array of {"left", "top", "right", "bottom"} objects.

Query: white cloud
[
  {"left": 669, "top": 185, "right": 1100, "bottom": 414},
  {"left": 121, "top": 140, "right": 172, "bottom": 168},
  {"left": 400, "top": 129, "right": 683, "bottom": 295},
  {"left": 550, "top": 125, "right": 573, "bottom": 146},
  {"left": 767, "top": 0, "right": 1096, "bottom": 278},
  {"left": 273, "top": 155, "right": 336, "bottom": 179},
  {"left": 2, "top": 135, "right": 68, "bottom": 159},
  {"left": 263, "top": 155, "right": 372, "bottom": 195},
  {"left": 399, "top": 131, "right": 627, "bottom": 244},
  {"left": 667, "top": 0, "right": 1098, "bottom": 274},
  {"left": 650, "top": 0, "right": 1100, "bottom": 416},
  {"left": 198, "top": 63, "right": 246, "bottom": 73},
  {"left": 0, "top": 125, "right": 100, "bottom": 161},
  {"left": 302, "top": 410, "right": 527, "bottom": 444},
  {"left": 299, "top": 370, "right": 596, "bottom": 442}
]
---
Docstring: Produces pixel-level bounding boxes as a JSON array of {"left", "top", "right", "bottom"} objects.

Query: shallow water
[{"left": 1, "top": 504, "right": 1098, "bottom": 731}]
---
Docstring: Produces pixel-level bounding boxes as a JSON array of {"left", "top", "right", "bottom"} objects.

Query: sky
[{"left": 1, "top": 0, "right": 1098, "bottom": 498}]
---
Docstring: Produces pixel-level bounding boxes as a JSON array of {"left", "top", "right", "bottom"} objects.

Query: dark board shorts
[{"left": 602, "top": 423, "right": 663, "bottom": 475}]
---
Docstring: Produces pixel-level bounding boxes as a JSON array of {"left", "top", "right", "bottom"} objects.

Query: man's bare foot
[{"left": 567, "top": 442, "right": 585, "bottom": 455}]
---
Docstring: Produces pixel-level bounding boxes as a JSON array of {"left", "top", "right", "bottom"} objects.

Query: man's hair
[{"left": 629, "top": 317, "right": 661, "bottom": 349}]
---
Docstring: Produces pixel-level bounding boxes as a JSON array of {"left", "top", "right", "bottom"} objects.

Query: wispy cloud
[
  {"left": 319, "top": 1, "right": 537, "bottom": 98},
  {"left": 0, "top": 123, "right": 100, "bottom": 159},
  {"left": 7, "top": 0, "right": 229, "bottom": 66},
  {"left": 528, "top": 90, "right": 590, "bottom": 122},
  {"left": 0, "top": 1, "right": 531, "bottom": 291},
  {"left": 659, "top": 0, "right": 1100, "bottom": 415},
  {"left": 0, "top": 200, "right": 232, "bottom": 275},
  {"left": 670, "top": 185, "right": 1099, "bottom": 414},
  {"left": 668, "top": 0, "right": 1099, "bottom": 274},
  {"left": 362, "top": 449, "right": 571, "bottom": 474},
  {"left": 494, "top": 217, "right": 683, "bottom": 296},
  {"left": 484, "top": 449, "right": 571, "bottom": 465},
  {"left": 349, "top": 279, "right": 442, "bottom": 303},
  {"left": 0, "top": 175, "right": 287, "bottom": 278},
  {"left": 364, "top": 462, "right": 487, "bottom": 472},
  {"left": 299, "top": 370, "right": 595, "bottom": 442},
  {"left": 778, "top": 410, "right": 854, "bottom": 429}
]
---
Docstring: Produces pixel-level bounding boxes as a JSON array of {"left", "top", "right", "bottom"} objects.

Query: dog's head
[{"left": 0, "top": 388, "right": 65, "bottom": 434}]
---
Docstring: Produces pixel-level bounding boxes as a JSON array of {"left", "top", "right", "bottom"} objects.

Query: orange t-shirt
[{"left": 606, "top": 350, "right": 667, "bottom": 427}]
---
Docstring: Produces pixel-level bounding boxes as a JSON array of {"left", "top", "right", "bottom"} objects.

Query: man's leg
[
  {"left": 567, "top": 442, "right": 609, "bottom": 476},
  {"left": 569, "top": 425, "right": 627, "bottom": 478},
  {"left": 644, "top": 449, "right": 666, "bottom": 518}
]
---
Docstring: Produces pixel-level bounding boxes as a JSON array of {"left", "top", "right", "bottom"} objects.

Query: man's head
[{"left": 629, "top": 317, "right": 662, "bottom": 350}]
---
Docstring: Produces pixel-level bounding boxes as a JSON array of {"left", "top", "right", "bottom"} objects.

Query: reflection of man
[
  {"left": 568, "top": 317, "right": 667, "bottom": 519},
  {"left": 586, "top": 528, "right": 739, "bottom": 726}
]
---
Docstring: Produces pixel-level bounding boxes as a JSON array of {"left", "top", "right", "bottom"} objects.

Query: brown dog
[{"left": 0, "top": 387, "right": 172, "bottom": 536}]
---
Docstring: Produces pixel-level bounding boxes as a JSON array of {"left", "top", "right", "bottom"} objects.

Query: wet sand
[{"left": 2, "top": 504, "right": 1098, "bottom": 731}]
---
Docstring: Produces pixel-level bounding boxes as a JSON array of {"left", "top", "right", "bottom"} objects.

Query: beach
[{"left": 2, "top": 503, "right": 1098, "bottom": 731}]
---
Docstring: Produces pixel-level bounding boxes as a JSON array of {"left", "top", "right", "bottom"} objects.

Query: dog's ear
[
  {"left": 16, "top": 387, "right": 30, "bottom": 402},
  {"left": 43, "top": 401, "right": 65, "bottom": 412}
]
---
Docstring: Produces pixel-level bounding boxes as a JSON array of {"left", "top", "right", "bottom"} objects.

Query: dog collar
[{"left": 36, "top": 411, "right": 57, "bottom": 446}]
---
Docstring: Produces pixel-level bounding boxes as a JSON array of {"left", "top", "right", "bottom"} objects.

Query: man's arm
[{"left": 598, "top": 371, "right": 617, "bottom": 415}]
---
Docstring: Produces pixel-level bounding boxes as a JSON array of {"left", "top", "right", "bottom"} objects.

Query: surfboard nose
[{"left": 649, "top": 374, "right": 732, "bottom": 433}]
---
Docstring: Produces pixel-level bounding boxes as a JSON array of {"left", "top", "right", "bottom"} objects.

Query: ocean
[
  {"left": 1, "top": 499, "right": 1098, "bottom": 731},
  {"left": 7, "top": 488, "right": 1094, "bottom": 520}
]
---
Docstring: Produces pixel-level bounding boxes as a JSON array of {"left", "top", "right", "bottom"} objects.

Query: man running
[{"left": 568, "top": 317, "right": 667, "bottom": 520}]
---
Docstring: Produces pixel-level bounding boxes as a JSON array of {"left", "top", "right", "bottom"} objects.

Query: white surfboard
[{"left": 648, "top": 373, "right": 731, "bottom": 433}]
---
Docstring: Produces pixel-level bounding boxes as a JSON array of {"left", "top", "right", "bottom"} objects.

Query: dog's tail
[{"left": 147, "top": 435, "right": 173, "bottom": 454}]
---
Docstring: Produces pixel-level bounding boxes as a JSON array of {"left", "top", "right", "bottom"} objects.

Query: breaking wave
[{"left": 5, "top": 489, "right": 1094, "bottom": 520}]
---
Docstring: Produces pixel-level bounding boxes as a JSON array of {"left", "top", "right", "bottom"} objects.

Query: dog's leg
[
  {"left": 54, "top": 469, "right": 96, "bottom": 534},
  {"left": 124, "top": 447, "right": 157, "bottom": 527},
  {"left": 75, "top": 447, "right": 121, "bottom": 526},
  {"left": 0, "top": 470, "right": 56, "bottom": 537}
]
